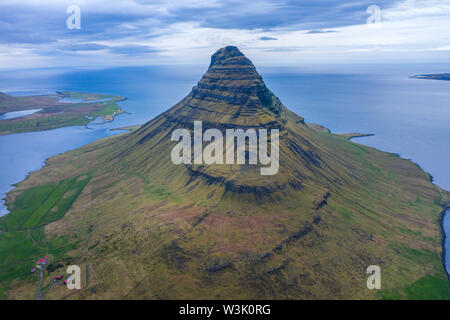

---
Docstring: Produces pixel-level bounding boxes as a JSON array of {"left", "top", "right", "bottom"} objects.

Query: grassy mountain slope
[{"left": 0, "top": 47, "right": 449, "bottom": 299}]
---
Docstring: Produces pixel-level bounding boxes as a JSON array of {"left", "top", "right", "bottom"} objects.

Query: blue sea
[
  {"left": 444, "top": 208, "right": 450, "bottom": 275},
  {"left": 0, "top": 63, "right": 449, "bottom": 219}
]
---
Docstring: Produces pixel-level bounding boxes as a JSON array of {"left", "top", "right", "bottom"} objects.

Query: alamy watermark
[
  {"left": 366, "top": 5, "right": 381, "bottom": 26},
  {"left": 66, "top": 265, "right": 81, "bottom": 289},
  {"left": 366, "top": 265, "right": 381, "bottom": 289},
  {"left": 66, "top": 5, "right": 81, "bottom": 30},
  {"left": 171, "top": 121, "right": 279, "bottom": 175}
]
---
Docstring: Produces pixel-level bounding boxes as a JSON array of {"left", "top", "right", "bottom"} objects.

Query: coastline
[
  {"left": 347, "top": 133, "right": 439, "bottom": 185},
  {"left": 110, "top": 124, "right": 142, "bottom": 131},
  {"left": 1, "top": 107, "right": 449, "bottom": 299},
  {"left": 0, "top": 91, "right": 127, "bottom": 136},
  {"left": 338, "top": 130, "right": 450, "bottom": 284},
  {"left": 410, "top": 74, "right": 450, "bottom": 81},
  {"left": 3, "top": 99, "right": 448, "bottom": 299},
  {"left": 0, "top": 102, "right": 128, "bottom": 217},
  {"left": 439, "top": 205, "right": 450, "bottom": 282},
  {"left": 346, "top": 133, "right": 375, "bottom": 141}
]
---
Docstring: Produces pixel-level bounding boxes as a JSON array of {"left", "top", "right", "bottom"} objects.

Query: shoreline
[
  {"left": 339, "top": 129, "right": 450, "bottom": 283},
  {"left": 439, "top": 205, "right": 450, "bottom": 282},
  {"left": 410, "top": 74, "right": 450, "bottom": 81},
  {"left": 347, "top": 133, "right": 440, "bottom": 185},
  {"left": 346, "top": 133, "right": 375, "bottom": 141},
  {"left": 2, "top": 94, "right": 449, "bottom": 288},
  {"left": 1, "top": 109, "right": 449, "bottom": 298},
  {"left": 110, "top": 124, "right": 142, "bottom": 132},
  {"left": 0, "top": 91, "right": 127, "bottom": 136},
  {"left": 0, "top": 102, "right": 129, "bottom": 217}
]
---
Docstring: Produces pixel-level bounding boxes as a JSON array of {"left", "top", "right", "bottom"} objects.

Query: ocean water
[
  {"left": 444, "top": 208, "right": 450, "bottom": 275},
  {"left": 0, "top": 66, "right": 205, "bottom": 215},
  {"left": 261, "top": 64, "right": 450, "bottom": 191},
  {"left": 0, "top": 64, "right": 449, "bottom": 218}
]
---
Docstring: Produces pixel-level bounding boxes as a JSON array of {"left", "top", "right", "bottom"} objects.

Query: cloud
[
  {"left": 0, "top": 0, "right": 450, "bottom": 68},
  {"left": 58, "top": 43, "right": 109, "bottom": 51},
  {"left": 108, "top": 45, "right": 159, "bottom": 55},
  {"left": 260, "top": 36, "right": 278, "bottom": 41},
  {"left": 305, "top": 30, "right": 338, "bottom": 34}
]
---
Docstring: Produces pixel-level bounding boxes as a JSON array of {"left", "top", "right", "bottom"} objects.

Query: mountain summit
[
  {"left": 198, "top": 45, "right": 283, "bottom": 123},
  {"left": 2, "top": 47, "right": 447, "bottom": 299},
  {"left": 172, "top": 45, "right": 288, "bottom": 127}
]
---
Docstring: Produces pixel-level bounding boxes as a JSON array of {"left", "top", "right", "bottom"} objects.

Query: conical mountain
[
  {"left": 170, "top": 45, "right": 287, "bottom": 126},
  {"left": 2, "top": 47, "right": 448, "bottom": 299},
  {"left": 107, "top": 46, "right": 355, "bottom": 200}
]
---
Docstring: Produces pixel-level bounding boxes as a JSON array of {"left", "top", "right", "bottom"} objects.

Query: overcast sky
[{"left": 1, "top": 0, "right": 449, "bottom": 69}]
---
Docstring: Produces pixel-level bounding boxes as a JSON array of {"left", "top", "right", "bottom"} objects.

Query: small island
[
  {"left": 0, "top": 91, "right": 127, "bottom": 135},
  {"left": 411, "top": 73, "right": 450, "bottom": 81}
]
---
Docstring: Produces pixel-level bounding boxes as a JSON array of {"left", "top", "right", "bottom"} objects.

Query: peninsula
[
  {"left": 0, "top": 91, "right": 126, "bottom": 135},
  {"left": 411, "top": 74, "right": 450, "bottom": 81}
]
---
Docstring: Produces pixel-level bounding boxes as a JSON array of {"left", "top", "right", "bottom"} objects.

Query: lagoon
[{"left": 0, "top": 108, "right": 42, "bottom": 120}]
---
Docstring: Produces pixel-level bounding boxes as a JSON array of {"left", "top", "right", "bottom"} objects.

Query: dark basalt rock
[
  {"left": 185, "top": 165, "right": 303, "bottom": 200},
  {"left": 315, "top": 191, "right": 331, "bottom": 210},
  {"left": 205, "top": 258, "right": 233, "bottom": 273},
  {"left": 259, "top": 252, "right": 273, "bottom": 262},
  {"left": 209, "top": 46, "right": 254, "bottom": 68},
  {"left": 189, "top": 46, "right": 282, "bottom": 119},
  {"left": 272, "top": 222, "right": 314, "bottom": 253}
]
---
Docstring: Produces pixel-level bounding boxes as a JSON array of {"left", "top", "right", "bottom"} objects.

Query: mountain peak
[
  {"left": 168, "top": 46, "right": 289, "bottom": 128},
  {"left": 209, "top": 46, "right": 251, "bottom": 68}
]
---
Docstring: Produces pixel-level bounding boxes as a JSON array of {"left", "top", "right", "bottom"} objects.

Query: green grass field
[
  {"left": 0, "top": 285, "right": 6, "bottom": 300},
  {"left": 0, "top": 174, "right": 90, "bottom": 297},
  {"left": 1, "top": 175, "right": 90, "bottom": 231}
]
